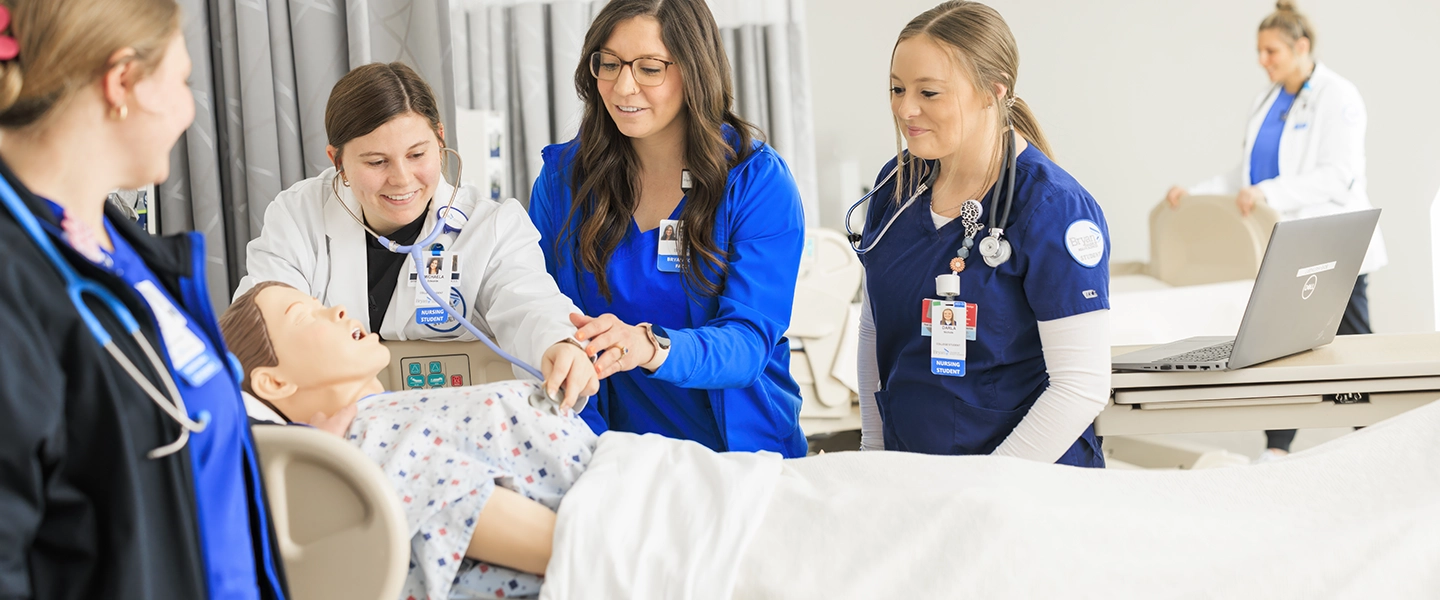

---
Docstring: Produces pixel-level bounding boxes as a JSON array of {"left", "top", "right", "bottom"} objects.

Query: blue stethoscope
[
  {"left": 0, "top": 176, "right": 210, "bottom": 458},
  {"left": 845, "top": 127, "right": 1019, "bottom": 268},
  {"left": 330, "top": 148, "right": 582, "bottom": 411}
]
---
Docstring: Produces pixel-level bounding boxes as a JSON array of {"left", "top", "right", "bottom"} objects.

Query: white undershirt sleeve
[
  {"left": 991, "top": 309, "right": 1112, "bottom": 463},
  {"left": 857, "top": 284, "right": 884, "bottom": 451}
]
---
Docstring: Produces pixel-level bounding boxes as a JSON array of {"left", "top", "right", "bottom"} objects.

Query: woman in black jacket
[{"left": 0, "top": 1, "right": 288, "bottom": 598}]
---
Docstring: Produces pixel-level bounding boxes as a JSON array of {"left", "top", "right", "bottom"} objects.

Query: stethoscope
[
  {"left": 1255, "top": 73, "right": 1314, "bottom": 124},
  {"left": 845, "top": 126, "right": 1019, "bottom": 269},
  {"left": 0, "top": 175, "right": 209, "bottom": 458},
  {"left": 330, "top": 147, "right": 582, "bottom": 411}
]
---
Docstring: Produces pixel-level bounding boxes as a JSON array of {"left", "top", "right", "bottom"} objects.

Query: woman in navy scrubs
[
  {"left": 857, "top": 1, "right": 1111, "bottom": 467},
  {"left": 528, "top": 0, "right": 807, "bottom": 457}
]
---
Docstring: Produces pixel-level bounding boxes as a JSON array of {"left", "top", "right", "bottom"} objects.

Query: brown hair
[
  {"left": 219, "top": 280, "right": 291, "bottom": 414},
  {"left": 0, "top": 0, "right": 182, "bottom": 128},
  {"left": 1259, "top": 1, "right": 1315, "bottom": 50},
  {"left": 891, "top": 1, "right": 1052, "bottom": 203},
  {"left": 324, "top": 62, "right": 443, "bottom": 168},
  {"left": 565, "top": 0, "right": 761, "bottom": 300}
]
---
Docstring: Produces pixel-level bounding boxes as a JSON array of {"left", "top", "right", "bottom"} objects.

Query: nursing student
[
  {"left": 858, "top": 1, "right": 1111, "bottom": 467},
  {"left": 238, "top": 63, "right": 596, "bottom": 408},
  {"left": 1166, "top": 1, "right": 1385, "bottom": 461},
  {"left": 0, "top": 0, "right": 289, "bottom": 598},
  {"left": 528, "top": 0, "right": 808, "bottom": 457}
]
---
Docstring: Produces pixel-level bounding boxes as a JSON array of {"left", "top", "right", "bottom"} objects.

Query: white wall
[{"left": 806, "top": 0, "right": 1440, "bottom": 333}]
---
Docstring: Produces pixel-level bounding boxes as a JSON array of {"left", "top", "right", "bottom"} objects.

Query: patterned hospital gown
[{"left": 344, "top": 380, "right": 597, "bottom": 599}]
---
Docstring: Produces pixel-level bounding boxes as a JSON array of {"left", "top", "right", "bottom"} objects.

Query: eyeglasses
[{"left": 589, "top": 51, "right": 675, "bottom": 87}]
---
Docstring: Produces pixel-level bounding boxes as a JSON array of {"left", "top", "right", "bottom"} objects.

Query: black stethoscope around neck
[
  {"left": 1258, "top": 68, "right": 1315, "bottom": 124},
  {"left": 846, "top": 125, "right": 1019, "bottom": 268}
]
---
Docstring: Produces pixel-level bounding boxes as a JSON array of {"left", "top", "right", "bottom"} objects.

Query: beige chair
[
  {"left": 1139, "top": 194, "right": 1280, "bottom": 286},
  {"left": 787, "top": 229, "right": 864, "bottom": 419},
  {"left": 253, "top": 425, "right": 410, "bottom": 600}
]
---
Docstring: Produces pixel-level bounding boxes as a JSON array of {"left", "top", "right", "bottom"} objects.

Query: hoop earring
[{"left": 110, "top": 104, "right": 128, "bottom": 121}]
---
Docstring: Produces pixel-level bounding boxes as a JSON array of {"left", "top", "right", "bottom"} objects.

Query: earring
[
  {"left": 110, "top": 104, "right": 128, "bottom": 121},
  {"left": 341, "top": 175, "right": 351, "bottom": 187}
]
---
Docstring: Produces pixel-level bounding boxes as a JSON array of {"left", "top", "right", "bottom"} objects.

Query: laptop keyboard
[{"left": 1158, "top": 341, "right": 1235, "bottom": 364}]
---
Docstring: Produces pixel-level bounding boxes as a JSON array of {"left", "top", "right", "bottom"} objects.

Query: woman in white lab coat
[
  {"left": 1167, "top": 0, "right": 1385, "bottom": 459},
  {"left": 237, "top": 62, "right": 596, "bottom": 407}
]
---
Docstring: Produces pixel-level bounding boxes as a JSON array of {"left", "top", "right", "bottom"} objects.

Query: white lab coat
[
  {"left": 236, "top": 167, "right": 580, "bottom": 375},
  {"left": 1188, "top": 62, "right": 1386, "bottom": 275}
]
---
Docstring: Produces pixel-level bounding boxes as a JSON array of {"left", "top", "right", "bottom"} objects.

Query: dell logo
[{"left": 1301, "top": 274, "right": 1318, "bottom": 300}]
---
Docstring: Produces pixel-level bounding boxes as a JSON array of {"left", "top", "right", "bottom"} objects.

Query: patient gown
[{"left": 344, "top": 380, "right": 596, "bottom": 599}]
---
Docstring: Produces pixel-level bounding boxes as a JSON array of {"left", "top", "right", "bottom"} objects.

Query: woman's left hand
[
  {"left": 570, "top": 313, "right": 657, "bottom": 379},
  {"left": 1236, "top": 186, "right": 1265, "bottom": 217}
]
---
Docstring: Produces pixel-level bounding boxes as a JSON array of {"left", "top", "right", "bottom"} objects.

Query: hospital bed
[{"left": 252, "top": 424, "right": 409, "bottom": 600}]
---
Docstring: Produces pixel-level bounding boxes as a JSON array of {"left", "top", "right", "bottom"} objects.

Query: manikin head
[{"left": 219, "top": 281, "right": 391, "bottom": 423}]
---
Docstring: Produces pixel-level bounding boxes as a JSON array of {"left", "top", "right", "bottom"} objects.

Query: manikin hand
[
  {"left": 542, "top": 341, "right": 599, "bottom": 411},
  {"left": 306, "top": 403, "right": 358, "bottom": 437}
]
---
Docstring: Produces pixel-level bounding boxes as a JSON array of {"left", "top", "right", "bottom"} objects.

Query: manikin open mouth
[{"left": 352, "top": 328, "right": 365, "bottom": 341}]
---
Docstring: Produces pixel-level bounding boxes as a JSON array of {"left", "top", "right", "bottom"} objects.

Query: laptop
[{"left": 1112, "top": 208, "right": 1380, "bottom": 372}]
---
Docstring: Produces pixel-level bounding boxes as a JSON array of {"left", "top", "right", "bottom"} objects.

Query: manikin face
[
  {"left": 328, "top": 112, "right": 444, "bottom": 236},
  {"left": 119, "top": 32, "right": 195, "bottom": 188},
  {"left": 251, "top": 285, "right": 390, "bottom": 420},
  {"left": 889, "top": 35, "right": 999, "bottom": 162},
  {"left": 1257, "top": 28, "right": 1308, "bottom": 84},
  {"left": 595, "top": 16, "right": 687, "bottom": 142}
]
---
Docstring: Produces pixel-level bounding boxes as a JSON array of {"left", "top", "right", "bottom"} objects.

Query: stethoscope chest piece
[{"left": 979, "top": 231, "right": 1011, "bottom": 268}]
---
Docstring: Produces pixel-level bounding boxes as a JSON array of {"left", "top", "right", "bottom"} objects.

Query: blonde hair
[
  {"left": 890, "top": 1, "right": 1052, "bottom": 204},
  {"left": 1259, "top": 0, "right": 1315, "bottom": 50},
  {"left": 0, "top": 0, "right": 182, "bottom": 128}
]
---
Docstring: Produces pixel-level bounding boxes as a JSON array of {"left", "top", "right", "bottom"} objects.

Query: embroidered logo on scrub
[{"left": 1064, "top": 219, "right": 1104, "bottom": 268}]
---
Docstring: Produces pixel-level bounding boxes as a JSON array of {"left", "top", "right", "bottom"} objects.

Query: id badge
[
  {"left": 656, "top": 218, "right": 682, "bottom": 273},
  {"left": 921, "top": 299, "right": 977, "bottom": 340},
  {"left": 928, "top": 299, "right": 967, "bottom": 377},
  {"left": 133, "top": 280, "right": 222, "bottom": 386},
  {"left": 413, "top": 244, "right": 453, "bottom": 325}
]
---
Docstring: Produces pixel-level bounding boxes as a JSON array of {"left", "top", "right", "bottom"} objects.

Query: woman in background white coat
[{"left": 1167, "top": 1, "right": 1385, "bottom": 460}]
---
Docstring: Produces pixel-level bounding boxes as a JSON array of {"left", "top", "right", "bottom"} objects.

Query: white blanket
[
  {"left": 540, "top": 432, "right": 783, "bottom": 600},
  {"left": 545, "top": 400, "right": 1440, "bottom": 599}
]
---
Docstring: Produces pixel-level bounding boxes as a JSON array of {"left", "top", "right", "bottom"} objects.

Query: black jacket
[{"left": 0, "top": 162, "right": 289, "bottom": 600}]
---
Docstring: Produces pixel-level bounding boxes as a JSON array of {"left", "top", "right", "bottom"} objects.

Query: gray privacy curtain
[
  {"left": 163, "top": 0, "right": 460, "bottom": 309},
  {"left": 450, "top": 0, "right": 819, "bottom": 225}
]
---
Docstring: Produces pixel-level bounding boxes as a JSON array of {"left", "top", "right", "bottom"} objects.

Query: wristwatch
[{"left": 637, "top": 323, "right": 670, "bottom": 353}]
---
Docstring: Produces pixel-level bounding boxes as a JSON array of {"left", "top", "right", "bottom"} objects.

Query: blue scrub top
[
  {"left": 528, "top": 134, "right": 808, "bottom": 458},
  {"left": 66, "top": 205, "right": 263, "bottom": 599},
  {"left": 1250, "top": 86, "right": 1297, "bottom": 185},
  {"left": 861, "top": 146, "right": 1108, "bottom": 467}
]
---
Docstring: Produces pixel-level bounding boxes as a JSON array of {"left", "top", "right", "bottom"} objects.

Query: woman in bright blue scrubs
[
  {"left": 857, "top": 1, "right": 1112, "bottom": 467},
  {"left": 528, "top": 0, "right": 807, "bottom": 457},
  {"left": 1166, "top": 1, "right": 1385, "bottom": 461}
]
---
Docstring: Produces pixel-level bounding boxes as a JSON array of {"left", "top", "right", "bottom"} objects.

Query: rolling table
[{"left": 1099, "top": 333, "right": 1440, "bottom": 436}]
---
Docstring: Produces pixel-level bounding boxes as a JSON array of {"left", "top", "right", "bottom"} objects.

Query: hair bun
[{"left": 1275, "top": 0, "right": 1297, "bottom": 12}]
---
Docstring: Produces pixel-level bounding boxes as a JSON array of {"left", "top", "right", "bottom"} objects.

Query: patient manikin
[
  {"left": 224, "top": 282, "right": 1440, "bottom": 599},
  {"left": 221, "top": 281, "right": 592, "bottom": 599}
]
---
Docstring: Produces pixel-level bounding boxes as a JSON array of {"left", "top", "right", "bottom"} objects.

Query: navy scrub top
[
  {"left": 1250, "top": 86, "right": 1297, "bottom": 185},
  {"left": 528, "top": 134, "right": 808, "bottom": 458},
  {"left": 861, "top": 145, "right": 1109, "bottom": 467}
]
